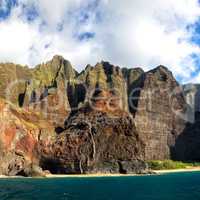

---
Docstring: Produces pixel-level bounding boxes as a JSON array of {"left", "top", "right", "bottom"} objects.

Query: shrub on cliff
[{"left": 147, "top": 160, "right": 188, "bottom": 170}]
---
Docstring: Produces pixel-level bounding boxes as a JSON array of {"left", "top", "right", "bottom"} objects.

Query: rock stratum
[{"left": 0, "top": 55, "right": 199, "bottom": 176}]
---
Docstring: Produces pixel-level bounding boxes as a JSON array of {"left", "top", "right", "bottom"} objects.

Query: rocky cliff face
[
  {"left": 133, "top": 66, "right": 186, "bottom": 160},
  {"left": 170, "top": 84, "right": 200, "bottom": 161},
  {"left": 0, "top": 98, "right": 55, "bottom": 176},
  {"left": 0, "top": 56, "right": 76, "bottom": 127},
  {"left": 40, "top": 107, "right": 146, "bottom": 174},
  {"left": 0, "top": 56, "right": 198, "bottom": 176}
]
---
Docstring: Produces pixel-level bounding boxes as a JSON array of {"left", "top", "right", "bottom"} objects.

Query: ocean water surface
[{"left": 0, "top": 172, "right": 200, "bottom": 200}]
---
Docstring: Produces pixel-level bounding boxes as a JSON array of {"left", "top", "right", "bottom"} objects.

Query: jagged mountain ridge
[{"left": 0, "top": 55, "right": 198, "bottom": 176}]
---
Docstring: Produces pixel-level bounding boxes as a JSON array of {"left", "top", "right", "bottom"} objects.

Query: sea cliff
[{"left": 0, "top": 55, "right": 199, "bottom": 176}]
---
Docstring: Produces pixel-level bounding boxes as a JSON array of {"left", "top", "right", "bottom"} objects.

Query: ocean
[{"left": 0, "top": 172, "right": 200, "bottom": 200}]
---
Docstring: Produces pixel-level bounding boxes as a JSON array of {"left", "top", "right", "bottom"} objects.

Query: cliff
[
  {"left": 170, "top": 84, "right": 200, "bottom": 161},
  {"left": 0, "top": 55, "right": 198, "bottom": 176},
  {"left": 0, "top": 98, "right": 55, "bottom": 176}
]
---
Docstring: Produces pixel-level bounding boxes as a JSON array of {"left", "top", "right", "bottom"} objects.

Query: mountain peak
[
  {"left": 151, "top": 65, "right": 171, "bottom": 73},
  {"left": 52, "top": 55, "right": 65, "bottom": 61}
]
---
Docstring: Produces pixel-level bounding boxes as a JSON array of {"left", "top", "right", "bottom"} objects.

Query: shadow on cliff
[
  {"left": 171, "top": 112, "right": 200, "bottom": 162},
  {"left": 67, "top": 83, "right": 86, "bottom": 113},
  {"left": 40, "top": 158, "right": 83, "bottom": 174},
  {"left": 127, "top": 73, "right": 145, "bottom": 115}
]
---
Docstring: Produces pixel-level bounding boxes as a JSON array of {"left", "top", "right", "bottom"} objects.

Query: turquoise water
[{"left": 0, "top": 172, "right": 200, "bottom": 200}]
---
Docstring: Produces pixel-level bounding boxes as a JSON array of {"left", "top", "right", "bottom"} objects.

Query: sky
[{"left": 0, "top": 0, "right": 200, "bottom": 83}]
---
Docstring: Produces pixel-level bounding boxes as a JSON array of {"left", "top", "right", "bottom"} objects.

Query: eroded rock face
[
  {"left": 0, "top": 55, "right": 75, "bottom": 127},
  {"left": 133, "top": 66, "right": 186, "bottom": 160},
  {"left": 0, "top": 98, "right": 55, "bottom": 176},
  {"left": 0, "top": 63, "right": 32, "bottom": 105},
  {"left": 77, "top": 61, "right": 128, "bottom": 111},
  {"left": 39, "top": 105, "right": 146, "bottom": 174},
  {"left": 26, "top": 55, "right": 75, "bottom": 127}
]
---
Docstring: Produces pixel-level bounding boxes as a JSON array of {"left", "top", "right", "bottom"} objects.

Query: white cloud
[
  {"left": 0, "top": 8, "right": 38, "bottom": 65},
  {"left": 0, "top": 0, "right": 200, "bottom": 83},
  {"left": 92, "top": 0, "right": 200, "bottom": 82},
  {"left": 0, "top": 0, "right": 100, "bottom": 69},
  {"left": 0, "top": 0, "right": 8, "bottom": 12},
  {"left": 32, "top": 0, "right": 82, "bottom": 27}
]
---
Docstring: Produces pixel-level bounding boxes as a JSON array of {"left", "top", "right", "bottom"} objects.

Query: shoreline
[
  {"left": 0, "top": 167, "right": 200, "bottom": 179},
  {"left": 153, "top": 167, "right": 200, "bottom": 174},
  {"left": 46, "top": 173, "right": 140, "bottom": 178},
  {"left": 45, "top": 167, "right": 200, "bottom": 178},
  {"left": 0, "top": 173, "right": 141, "bottom": 179}
]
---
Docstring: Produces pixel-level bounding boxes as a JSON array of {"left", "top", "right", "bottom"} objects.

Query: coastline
[
  {"left": 45, "top": 167, "right": 200, "bottom": 178},
  {"left": 45, "top": 173, "right": 141, "bottom": 178},
  {"left": 0, "top": 167, "right": 200, "bottom": 179},
  {"left": 0, "top": 173, "right": 140, "bottom": 179},
  {"left": 153, "top": 167, "right": 200, "bottom": 174}
]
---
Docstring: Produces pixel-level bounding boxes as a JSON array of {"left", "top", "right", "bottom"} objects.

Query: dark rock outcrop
[{"left": 39, "top": 105, "right": 146, "bottom": 174}]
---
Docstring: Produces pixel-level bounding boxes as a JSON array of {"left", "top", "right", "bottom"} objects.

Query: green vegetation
[{"left": 147, "top": 160, "right": 200, "bottom": 170}]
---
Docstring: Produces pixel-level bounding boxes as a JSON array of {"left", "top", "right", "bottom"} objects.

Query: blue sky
[{"left": 0, "top": 0, "right": 200, "bottom": 83}]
